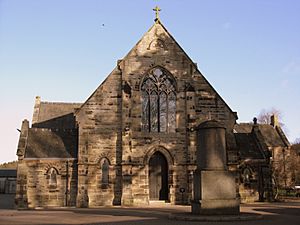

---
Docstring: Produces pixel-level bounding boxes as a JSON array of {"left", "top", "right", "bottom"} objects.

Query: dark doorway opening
[{"left": 149, "top": 151, "right": 168, "bottom": 200}]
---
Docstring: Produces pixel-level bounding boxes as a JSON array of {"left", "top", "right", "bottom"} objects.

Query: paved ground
[
  {"left": 0, "top": 201, "right": 299, "bottom": 225},
  {"left": 0, "top": 194, "right": 15, "bottom": 209}
]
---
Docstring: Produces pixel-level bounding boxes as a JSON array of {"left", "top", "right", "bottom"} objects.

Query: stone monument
[{"left": 191, "top": 120, "right": 240, "bottom": 215}]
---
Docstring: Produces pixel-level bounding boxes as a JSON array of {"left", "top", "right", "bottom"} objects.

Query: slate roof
[
  {"left": 24, "top": 128, "right": 78, "bottom": 158},
  {"left": 36, "top": 102, "right": 82, "bottom": 124},
  {"left": 234, "top": 123, "right": 253, "bottom": 133},
  {"left": 33, "top": 101, "right": 82, "bottom": 129},
  {"left": 0, "top": 169, "right": 17, "bottom": 177},
  {"left": 234, "top": 123, "right": 289, "bottom": 148},
  {"left": 258, "top": 124, "right": 289, "bottom": 147},
  {"left": 234, "top": 123, "right": 290, "bottom": 161},
  {"left": 235, "top": 133, "right": 266, "bottom": 160}
]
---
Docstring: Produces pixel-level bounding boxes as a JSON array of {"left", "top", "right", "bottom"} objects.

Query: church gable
[
  {"left": 119, "top": 20, "right": 236, "bottom": 126},
  {"left": 75, "top": 67, "right": 122, "bottom": 168},
  {"left": 76, "top": 67, "right": 122, "bottom": 130},
  {"left": 17, "top": 15, "right": 241, "bottom": 209},
  {"left": 76, "top": 20, "right": 236, "bottom": 133}
]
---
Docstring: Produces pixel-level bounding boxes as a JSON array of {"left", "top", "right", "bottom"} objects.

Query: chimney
[
  {"left": 32, "top": 96, "right": 41, "bottom": 124},
  {"left": 17, "top": 119, "right": 30, "bottom": 160},
  {"left": 253, "top": 117, "right": 257, "bottom": 125},
  {"left": 270, "top": 114, "right": 279, "bottom": 127}
]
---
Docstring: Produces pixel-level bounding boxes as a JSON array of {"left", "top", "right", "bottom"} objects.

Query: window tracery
[{"left": 141, "top": 67, "right": 176, "bottom": 132}]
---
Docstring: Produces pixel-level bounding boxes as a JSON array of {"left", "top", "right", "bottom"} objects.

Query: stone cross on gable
[{"left": 153, "top": 6, "right": 161, "bottom": 21}]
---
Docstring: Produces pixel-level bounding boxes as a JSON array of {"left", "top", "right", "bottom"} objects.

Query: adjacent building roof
[
  {"left": 24, "top": 128, "right": 78, "bottom": 158},
  {"left": 32, "top": 98, "right": 82, "bottom": 129},
  {"left": 32, "top": 96, "right": 82, "bottom": 129},
  {"left": 235, "top": 133, "right": 266, "bottom": 160},
  {"left": 234, "top": 123, "right": 253, "bottom": 133},
  {"left": 258, "top": 124, "right": 289, "bottom": 147},
  {"left": 36, "top": 101, "right": 82, "bottom": 124},
  {"left": 234, "top": 122, "right": 290, "bottom": 161},
  {"left": 0, "top": 169, "right": 17, "bottom": 177}
]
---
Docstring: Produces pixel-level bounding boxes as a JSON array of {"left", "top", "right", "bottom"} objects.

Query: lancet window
[
  {"left": 49, "top": 167, "right": 57, "bottom": 189},
  {"left": 101, "top": 159, "right": 109, "bottom": 188}
]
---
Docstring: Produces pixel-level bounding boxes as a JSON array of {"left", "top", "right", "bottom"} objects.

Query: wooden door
[{"left": 149, "top": 152, "right": 168, "bottom": 200}]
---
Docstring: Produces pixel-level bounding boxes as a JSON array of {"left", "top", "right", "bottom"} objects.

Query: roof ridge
[
  {"left": 275, "top": 126, "right": 290, "bottom": 147},
  {"left": 30, "top": 127, "right": 77, "bottom": 132},
  {"left": 41, "top": 101, "right": 82, "bottom": 105}
]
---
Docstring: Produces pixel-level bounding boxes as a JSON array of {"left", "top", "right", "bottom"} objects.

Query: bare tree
[
  {"left": 257, "top": 108, "right": 284, "bottom": 126},
  {"left": 294, "top": 138, "right": 300, "bottom": 145},
  {"left": 257, "top": 108, "right": 289, "bottom": 136},
  {"left": 0, "top": 160, "right": 17, "bottom": 169}
]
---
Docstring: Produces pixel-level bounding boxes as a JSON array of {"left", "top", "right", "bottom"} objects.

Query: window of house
[
  {"left": 141, "top": 67, "right": 176, "bottom": 132},
  {"left": 242, "top": 168, "right": 252, "bottom": 186}
]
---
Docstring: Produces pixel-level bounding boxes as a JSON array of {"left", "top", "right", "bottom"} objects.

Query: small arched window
[
  {"left": 49, "top": 168, "right": 57, "bottom": 189},
  {"left": 141, "top": 67, "right": 176, "bottom": 132},
  {"left": 242, "top": 168, "right": 252, "bottom": 186},
  {"left": 101, "top": 159, "right": 109, "bottom": 188}
]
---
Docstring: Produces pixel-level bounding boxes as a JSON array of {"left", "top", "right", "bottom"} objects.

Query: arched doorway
[{"left": 149, "top": 151, "right": 168, "bottom": 200}]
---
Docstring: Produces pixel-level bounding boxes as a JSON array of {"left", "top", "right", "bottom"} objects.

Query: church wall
[
  {"left": 76, "top": 68, "right": 123, "bottom": 207},
  {"left": 87, "top": 163, "right": 115, "bottom": 207},
  {"left": 114, "top": 22, "right": 237, "bottom": 205},
  {"left": 74, "top": 22, "right": 238, "bottom": 206},
  {"left": 16, "top": 159, "right": 77, "bottom": 208}
]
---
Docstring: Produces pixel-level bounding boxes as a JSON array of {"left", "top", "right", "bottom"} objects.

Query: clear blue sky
[{"left": 0, "top": 0, "right": 299, "bottom": 163}]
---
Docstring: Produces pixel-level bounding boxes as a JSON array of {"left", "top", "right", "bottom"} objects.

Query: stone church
[{"left": 16, "top": 12, "right": 290, "bottom": 208}]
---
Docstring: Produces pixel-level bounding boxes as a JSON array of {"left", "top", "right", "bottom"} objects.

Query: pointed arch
[
  {"left": 141, "top": 66, "right": 176, "bottom": 133},
  {"left": 47, "top": 167, "right": 58, "bottom": 189},
  {"left": 99, "top": 157, "right": 110, "bottom": 188},
  {"left": 144, "top": 145, "right": 174, "bottom": 166}
]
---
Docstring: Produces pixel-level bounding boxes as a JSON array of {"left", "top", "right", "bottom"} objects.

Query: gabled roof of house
[
  {"left": 234, "top": 123, "right": 290, "bottom": 159},
  {"left": 258, "top": 124, "right": 290, "bottom": 147},
  {"left": 234, "top": 123, "right": 253, "bottom": 133},
  {"left": 24, "top": 128, "right": 77, "bottom": 159},
  {"left": 235, "top": 132, "right": 266, "bottom": 160},
  {"left": 35, "top": 101, "right": 82, "bottom": 124}
]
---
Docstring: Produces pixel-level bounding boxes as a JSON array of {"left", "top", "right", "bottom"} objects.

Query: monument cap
[{"left": 197, "top": 120, "right": 226, "bottom": 129}]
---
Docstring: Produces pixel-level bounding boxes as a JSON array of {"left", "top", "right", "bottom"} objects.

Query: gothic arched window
[
  {"left": 141, "top": 67, "right": 176, "bottom": 132},
  {"left": 49, "top": 168, "right": 57, "bottom": 189}
]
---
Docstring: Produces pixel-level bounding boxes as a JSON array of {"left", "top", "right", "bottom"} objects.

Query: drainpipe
[{"left": 65, "top": 160, "right": 69, "bottom": 207}]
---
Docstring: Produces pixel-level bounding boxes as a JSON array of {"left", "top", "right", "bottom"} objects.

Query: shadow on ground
[
  {"left": 0, "top": 194, "right": 15, "bottom": 209},
  {"left": 1, "top": 202, "right": 300, "bottom": 225}
]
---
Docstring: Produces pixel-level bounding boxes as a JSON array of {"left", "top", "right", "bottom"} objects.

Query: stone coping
[{"left": 169, "top": 212, "right": 263, "bottom": 222}]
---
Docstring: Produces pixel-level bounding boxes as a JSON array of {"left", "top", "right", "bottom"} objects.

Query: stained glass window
[
  {"left": 168, "top": 92, "right": 176, "bottom": 133},
  {"left": 141, "top": 67, "right": 176, "bottom": 132}
]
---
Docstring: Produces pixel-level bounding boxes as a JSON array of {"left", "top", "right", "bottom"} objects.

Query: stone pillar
[
  {"left": 32, "top": 96, "right": 41, "bottom": 125},
  {"left": 191, "top": 120, "right": 240, "bottom": 215},
  {"left": 76, "top": 164, "right": 89, "bottom": 208},
  {"left": 121, "top": 165, "right": 134, "bottom": 206}
]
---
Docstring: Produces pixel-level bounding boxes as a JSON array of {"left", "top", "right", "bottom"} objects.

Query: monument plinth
[{"left": 191, "top": 120, "right": 240, "bottom": 215}]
